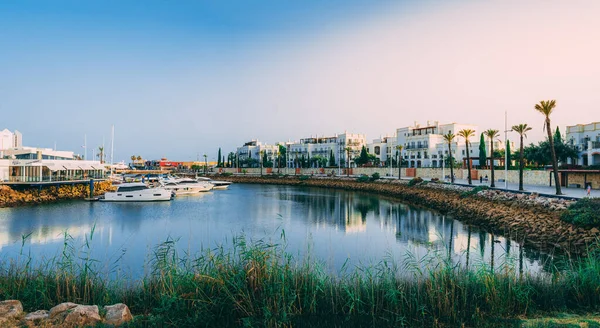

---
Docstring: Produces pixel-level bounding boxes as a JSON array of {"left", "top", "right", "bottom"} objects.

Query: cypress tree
[
  {"left": 329, "top": 149, "right": 335, "bottom": 167},
  {"left": 217, "top": 148, "right": 222, "bottom": 167},
  {"left": 478, "top": 133, "right": 487, "bottom": 168},
  {"left": 554, "top": 126, "right": 562, "bottom": 144}
]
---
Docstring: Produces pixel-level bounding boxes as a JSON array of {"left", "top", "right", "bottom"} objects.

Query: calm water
[{"left": 0, "top": 184, "right": 553, "bottom": 277}]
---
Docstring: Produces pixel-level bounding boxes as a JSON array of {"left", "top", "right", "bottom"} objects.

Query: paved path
[{"left": 429, "top": 177, "right": 589, "bottom": 199}]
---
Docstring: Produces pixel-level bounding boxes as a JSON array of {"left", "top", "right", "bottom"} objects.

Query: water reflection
[{"left": 0, "top": 184, "right": 558, "bottom": 277}]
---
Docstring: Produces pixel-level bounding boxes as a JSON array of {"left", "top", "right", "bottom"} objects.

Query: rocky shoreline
[
  {"left": 0, "top": 300, "right": 132, "bottom": 327},
  {"left": 0, "top": 181, "right": 114, "bottom": 208},
  {"left": 220, "top": 175, "right": 598, "bottom": 255}
]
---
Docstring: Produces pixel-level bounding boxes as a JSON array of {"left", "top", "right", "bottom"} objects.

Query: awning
[
  {"left": 91, "top": 165, "right": 106, "bottom": 171},
  {"left": 61, "top": 162, "right": 81, "bottom": 170},
  {"left": 78, "top": 164, "right": 96, "bottom": 170},
  {"left": 45, "top": 164, "right": 65, "bottom": 172}
]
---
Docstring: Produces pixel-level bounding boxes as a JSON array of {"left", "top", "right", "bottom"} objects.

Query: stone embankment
[
  {"left": 0, "top": 300, "right": 132, "bottom": 327},
  {"left": 0, "top": 181, "right": 114, "bottom": 208},
  {"left": 221, "top": 175, "right": 597, "bottom": 254}
]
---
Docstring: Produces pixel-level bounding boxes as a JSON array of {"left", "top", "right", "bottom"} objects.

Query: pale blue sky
[{"left": 1, "top": 0, "right": 598, "bottom": 162}]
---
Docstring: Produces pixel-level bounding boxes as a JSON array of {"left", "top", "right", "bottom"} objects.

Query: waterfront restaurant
[{"left": 0, "top": 159, "right": 106, "bottom": 183}]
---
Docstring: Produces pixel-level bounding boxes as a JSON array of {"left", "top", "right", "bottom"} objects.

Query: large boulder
[
  {"left": 23, "top": 310, "right": 49, "bottom": 323},
  {"left": 62, "top": 305, "right": 101, "bottom": 327},
  {"left": 0, "top": 300, "right": 23, "bottom": 319},
  {"left": 49, "top": 302, "right": 78, "bottom": 319},
  {"left": 103, "top": 303, "right": 133, "bottom": 326}
]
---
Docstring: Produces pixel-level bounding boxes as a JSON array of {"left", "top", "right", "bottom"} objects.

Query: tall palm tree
[
  {"left": 97, "top": 147, "right": 104, "bottom": 163},
  {"left": 512, "top": 124, "right": 532, "bottom": 191},
  {"left": 395, "top": 145, "right": 403, "bottom": 179},
  {"left": 344, "top": 147, "right": 352, "bottom": 177},
  {"left": 534, "top": 100, "right": 562, "bottom": 195},
  {"left": 484, "top": 129, "right": 500, "bottom": 187},
  {"left": 458, "top": 129, "right": 475, "bottom": 184},
  {"left": 442, "top": 132, "right": 456, "bottom": 183},
  {"left": 130, "top": 155, "right": 136, "bottom": 162}
]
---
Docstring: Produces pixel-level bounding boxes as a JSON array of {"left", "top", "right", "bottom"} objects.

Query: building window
[{"left": 374, "top": 146, "right": 380, "bottom": 155}]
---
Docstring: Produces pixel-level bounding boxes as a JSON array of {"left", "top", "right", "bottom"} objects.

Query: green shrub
[
  {"left": 408, "top": 177, "right": 423, "bottom": 186},
  {"left": 356, "top": 175, "right": 370, "bottom": 183},
  {"left": 220, "top": 172, "right": 233, "bottom": 177},
  {"left": 242, "top": 169, "right": 247, "bottom": 175},
  {"left": 298, "top": 175, "right": 310, "bottom": 181},
  {"left": 561, "top": 198, "right": 600, "bottom": 228},
  {"left": 370, "top": 172, "right": 380, "bottom": 181},
  {"left": 460, "top": 186, "right": 489, "bottom": 198}
]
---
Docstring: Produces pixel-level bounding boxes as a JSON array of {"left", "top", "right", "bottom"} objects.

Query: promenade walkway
[{"left": 428, "top": 177, "right": 589, "bottom": 199}]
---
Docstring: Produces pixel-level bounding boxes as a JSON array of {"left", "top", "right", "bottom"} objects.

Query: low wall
[{"left": 215, "top": 167, "right": 557, "bottom": 187}]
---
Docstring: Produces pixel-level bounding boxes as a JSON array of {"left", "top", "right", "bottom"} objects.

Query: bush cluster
[
  {"left": 408, "top": 177, "right": 423, "bottom": 186},
  {"left": 460, "top": 186, "right": 489, "bottom": 198},
  {"left": 561, "top": 198, "right": 600, "bottom": 228},
  {"left": 298, "top": 175, "right": 310, "bottom": 181},
  {"left": 356, "top": 175, "right": 370, "bottom": 183}
]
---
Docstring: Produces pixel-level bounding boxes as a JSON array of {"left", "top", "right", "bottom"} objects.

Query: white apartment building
[
  {"left": 0, "top": 129, "right": 23, "bottom": 156},
  {"left": 397, "top": 121, "right": 481, "bottom": 168},
  {"left": 367, "top": 135, "right": 397, "bottom": 165},
  {"left": 566, "top": 122, "right": 600, "bottom": 166},
  {"left": 235, "top": 140, "right": 279, "bottom": 167},
  {"left": 287, "top": 132, "right": 366, "bottom": 168}
]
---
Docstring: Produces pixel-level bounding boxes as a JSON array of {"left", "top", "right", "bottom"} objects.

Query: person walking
[{"left": 587, "top": 184, "right": 592, "bottom": 198}]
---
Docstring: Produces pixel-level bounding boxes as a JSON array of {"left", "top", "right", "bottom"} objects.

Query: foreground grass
[{"left": 1, "top": 231, "right": 600, "bottom": 327}]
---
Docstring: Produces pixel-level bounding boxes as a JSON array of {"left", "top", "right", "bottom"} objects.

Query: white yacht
[
  {"left": 101, "top": 183, "right": 173, "bottom": 202},
  {"left": 160, "top": 178, "right": 213, "bottom": 195},
  {"left": 197, "top": 177, "right": 232, "bottom": 190}
]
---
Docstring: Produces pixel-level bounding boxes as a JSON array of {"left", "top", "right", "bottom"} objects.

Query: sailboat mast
[{"left": 110, "top": 125, "right": 115, "bottom": 176}]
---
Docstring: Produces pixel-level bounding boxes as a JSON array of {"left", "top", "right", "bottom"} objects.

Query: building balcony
[{"left": 589, "top": 141, "right": 600, "bottom": 150}]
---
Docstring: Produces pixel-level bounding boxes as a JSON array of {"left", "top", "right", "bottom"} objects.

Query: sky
[{"left": 1, "top": 0, "right": 599, "bottom": 162}]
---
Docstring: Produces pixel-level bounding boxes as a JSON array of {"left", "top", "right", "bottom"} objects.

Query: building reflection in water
[{"left": 0, "top": 184, "right": 560, "bottom": 277}]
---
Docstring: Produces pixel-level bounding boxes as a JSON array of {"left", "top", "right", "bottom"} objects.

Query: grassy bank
[{"left": 1, "top": 232, "right": 600, "bottom": 327}]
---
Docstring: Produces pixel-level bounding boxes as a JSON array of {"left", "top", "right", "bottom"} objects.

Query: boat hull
[{"left": 101, "top": 188, "right": 173, "bottom": 202}]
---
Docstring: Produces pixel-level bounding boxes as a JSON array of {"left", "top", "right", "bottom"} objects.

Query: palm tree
[
  {"left": 203, "top": 154, "right": 207, "bottom": 175},
  {"left": 97, "top": 147, "right": 104, "bottom": 163},
  {"left": 458, "top": 129, "right": 475, "bottom": 184},
  {"left": 512, "top": 124, "right": 532, "bottom": 191},
  {"left": 442, "top": 132, "right": 456, "bottom": 183},
  {"left": 484, "top": 129, "right": 500, "bottom": 187},
  {"left": 136, "top": 155, "right": 142, "bottom": 161},
  {"left": 130, "top": 155, "right": 136, "bottom": 163},
  {"left": 534, "top": 100, "right": 562, "bottom": 195},
  {"left": 395, "top": 145, "right": 404, "bottom": 179},
  {"left": 344, "top": 147, "right": 352, "bottom": 177}
]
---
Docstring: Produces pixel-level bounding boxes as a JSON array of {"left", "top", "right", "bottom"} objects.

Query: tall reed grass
[{"left": 0, "top": 230, "right": 599, "bottom": 327}]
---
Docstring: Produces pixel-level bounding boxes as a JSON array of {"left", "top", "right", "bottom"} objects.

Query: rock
[
  {"left": 591, "top": 228, "right": 599, "bottom": 234},
  {"left": 103, "top": 303, "right": 133, "bottom": 326},
  {"left": 0, "top": 300, "right": 23, "bottom": 319},
  {"left": 23, "top": 310, "right": 48, "bottom": 322},
  {"left": 62, "top": 305, "right": 101, "bottom": 327},
  {"left": 49, "top": 302, "right": 78, "bottom": 319}
]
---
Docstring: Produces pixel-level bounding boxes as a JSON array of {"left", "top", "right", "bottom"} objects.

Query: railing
[
  {"left": 6, "top": 174, "right": 106, "bottom": 183},
  {"left": 590, "top": 141, "right": 600, "bottom": 149},
  {"left": 405, "top": 144, "right": 429, "bottom": 150}
]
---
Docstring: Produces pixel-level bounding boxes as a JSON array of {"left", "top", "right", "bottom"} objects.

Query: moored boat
[
  {"left": 101, "top": 183, "right": 173, "bottom": 202},
  {"left": 160, "top": 178, "right": 213, "bottom": 195},
  {"left": 197, "top": 177, "right": 232, "bottom": 190}
]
